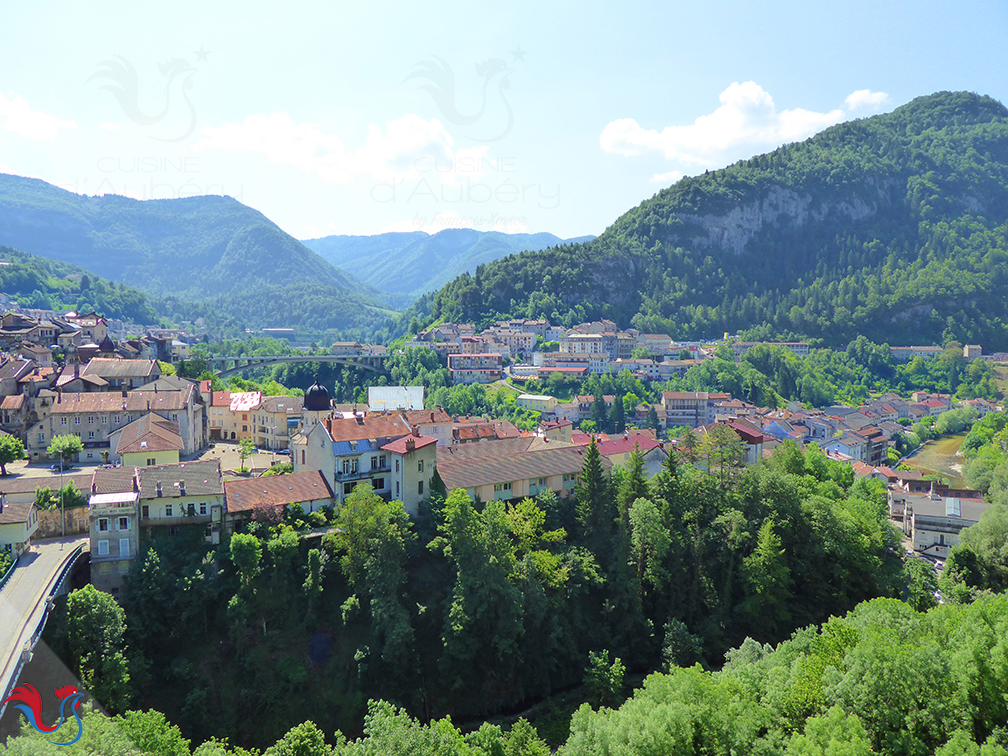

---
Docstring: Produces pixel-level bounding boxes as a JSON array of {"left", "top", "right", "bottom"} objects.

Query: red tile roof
[
  {"left": 381, "top": 435, "right": 438, "bottom": 454},
  {"left": 115, "top": 414, "right": 183, "bottom": 454},
  {"left": 598, "top": 436, "right": 662, "bottom": 456}
]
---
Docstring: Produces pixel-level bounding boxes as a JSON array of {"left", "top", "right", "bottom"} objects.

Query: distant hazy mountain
[
  {"left": 302, "top": 228, "right": 595, "bottom": 305},
  {"left": 0, "top": 174, "right": 387, "bottom": 334}
]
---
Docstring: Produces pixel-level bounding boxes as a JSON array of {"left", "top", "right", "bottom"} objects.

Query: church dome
[{"left": 304, "top": 378, "right": 330, "bottom": 412}]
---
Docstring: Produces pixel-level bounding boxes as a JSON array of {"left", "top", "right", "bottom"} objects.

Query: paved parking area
[{"left": 187, "top": 442, "right": 291, "bottom": 479}]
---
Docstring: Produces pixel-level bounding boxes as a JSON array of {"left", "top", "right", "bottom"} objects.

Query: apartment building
[
  {"left": 28, "top": 386, "right": 201, "bottom": 462},
  {"left": 448, "top": 353, "right": 503, "bottom": 385},
  {"left": 661, "top": 392, "right": 730, "bottom": 428}
]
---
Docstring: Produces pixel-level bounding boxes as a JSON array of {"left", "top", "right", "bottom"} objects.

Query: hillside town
[{"left": 0, "top": 309, "right": 998, "bottom": 606}]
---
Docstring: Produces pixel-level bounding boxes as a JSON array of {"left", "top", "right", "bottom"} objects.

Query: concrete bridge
[
  {"left": 0, "top": 537, "right": 89, "bottom": 719},
  {"left": 209, "top": 353, "right": 391, "bottom": 379}
]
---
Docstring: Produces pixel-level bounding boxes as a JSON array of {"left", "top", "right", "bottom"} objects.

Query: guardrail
[{"left": 0, "top": 544, "right": 85, "bottom": 719}]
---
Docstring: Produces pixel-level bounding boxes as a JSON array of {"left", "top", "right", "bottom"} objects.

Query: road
[{"left": 0, "top": 536, "right": 88, "bottom": 710}]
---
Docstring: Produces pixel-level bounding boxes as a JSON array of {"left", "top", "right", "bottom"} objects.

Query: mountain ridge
[
  {"left": 0, "top": 174, "right": 387, "bottom": 335},
  {"left": 410, "top": 91, "right": 1008, "bottom": 350},
  {"left": 302, "top": 228, "right": 595, "bottom": 306}
]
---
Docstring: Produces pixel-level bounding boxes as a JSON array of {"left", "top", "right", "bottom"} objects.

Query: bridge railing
[{"left": 0, "top": 544, "right": 85, "bottom": 719}]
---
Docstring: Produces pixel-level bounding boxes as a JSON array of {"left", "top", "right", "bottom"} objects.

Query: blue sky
[{"left": 1, "top": 0, "right": 1006, "bottom": 240}]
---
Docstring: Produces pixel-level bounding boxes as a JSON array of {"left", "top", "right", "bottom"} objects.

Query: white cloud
[
  {"left": 98, "top": 122, "right": 119, "bottom": 131},
  {"left": 190, "top": 112, "right": 488, "bottom": 186},
  {"left": 845, "top": 89, "right": 889, "bottom": 111},
  {"left": 0, "top": 92, "right": 77, "bottom": 141},
  {"left": 600, "top": 82, "right": 889, "bottom": 167}
]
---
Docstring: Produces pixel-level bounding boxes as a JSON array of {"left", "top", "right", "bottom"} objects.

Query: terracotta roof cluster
[
  {"left": 48, "top": 391, "right": 189, "bottom": 414},
  {"left": 224, "top": 471, "right": 333, "bottom": 514},
  {"left": 115, "top": 414, "right": 183, "bottom": 455}
]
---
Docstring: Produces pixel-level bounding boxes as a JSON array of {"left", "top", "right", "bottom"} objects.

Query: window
[
  {"left": 118, "top": 538, "right": 130, "bottom": 557},
  {"left": 417, "top": 480, "right": 424, "bottom": 495},
  {"left": 373, "top": 478, "right": 384, "bottom": 490},
  {"left": 86, "top": 452, "right": 93, "bottom": 459},
  {"left": 301, "top": 450, "right": 305, "bottom": 466},
  {"left": 97, "top": 540, "right": 109, "bottom": 556},
  {"left": 87, "top": 416, "right": 94, "bottom": 425},
  {"left": 114, "top": 415, "right": 120, "bottom": 425},
  {"left": 395, "top": 459, "right": 400, "bottom": 473},
  {"left": 101, "top": 416, "right": 107, "bottom": 424},
  {"left": 60, "top": 417, "right": 67, "bottom": 426},
  {"left": 141, "top": 505, "right": 149, "bottom": 519},
  {"left": 147, "top": 458, "right": 156, "bottom": 466},
  {"left": 418, "top": 459, "right": 424, "bottom": 473},
  {"left": 165, "top": 504, "right": 173, "bottom": 517},
  {"left": 343, "top": 482, "right": 353, "bottom": 495},
  {"left": 380, "top": 455, "right": 387, "bottom": 469},
  {"left": 396, "top": 481, "right": 400, "bottom": 497},
  {"left": 88, "top": 431, "right": 95, "bottom": 439},
  {"left": 98, "top": 518, "right": 109, "bottom": 532},
  {"left": 38, "top": 433, "right": 44, "bottom": 443},
  {"left": 117, "top": 517, "right": 129, "bottom": 531},
  {"left": 74, "top": 417, "right": 80, "bottom": 425},
  {"left": 199, "top": 503, "right": 207, "bottom": 516},
  {"left": 371, "top": 456, "right": 378, "bottom": 470}
]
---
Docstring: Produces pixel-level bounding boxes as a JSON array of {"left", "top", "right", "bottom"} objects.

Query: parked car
[{"left": 278, "top": 449, "right": 291, "bottom": 456}]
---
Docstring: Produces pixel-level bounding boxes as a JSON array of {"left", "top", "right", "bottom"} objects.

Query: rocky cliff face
[{"left": 674, "top": 179, "right": 898, "bottom": 255}]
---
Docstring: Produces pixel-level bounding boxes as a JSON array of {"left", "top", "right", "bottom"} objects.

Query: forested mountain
[
  {"left": 415, "top": 92, "right": 1008, "bottom": 349},
  {"left": 0, "top": 174, "right": 389, "bottom": 334},
  {"left": 302, "top": 228, "right": 594, "bottom": 306},
  {"left": 0, "top": 245, "right": 159, "bottom": 323}
]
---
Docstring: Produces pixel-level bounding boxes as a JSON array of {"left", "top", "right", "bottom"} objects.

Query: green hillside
[
  {"left": 0, "top": 175, "right": 389, "bottom": 335},
  {"left": 303, "top": 228, "right": 595, "bottom": 306},
  {"left": 415, "top": 91, "right": 1008, "bottom": 349},
  {"left": 0, "top": 244, "right": 159, "bottom": 324}
]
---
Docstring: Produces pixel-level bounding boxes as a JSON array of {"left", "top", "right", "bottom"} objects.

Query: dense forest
[
  {"left": 0, "top": 245, "right": 159, "bottom": 324},
  {"left": 8, "top": 439, "right": 1008, "bottom": 754},
  {"left": 16, "top": 440, "right": 921, "bottom": 752},
  {"left": 374, "top": 92, "right": 1008, "bottom": 349}
]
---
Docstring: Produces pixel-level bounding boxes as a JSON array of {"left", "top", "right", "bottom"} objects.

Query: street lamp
[{"left": 60, "top": 453, "right": 65, "bottom": 541}]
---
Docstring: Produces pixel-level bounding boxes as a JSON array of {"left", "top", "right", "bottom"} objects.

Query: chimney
[
  {"left": 154, "top": 383, "right": 158, "bottom": 393},
  {"left": 412, "top": 426, "right": 420, "bottom": 437},
  {"left": 156, "top": 481, "right": 162, "bottom": 497},
  {"left": 133, "top": 475, "right": 139, "bottom": 493},
  {"left": 179, "top": 480, "right": 185, "bottom": 496},
  {"left": 430, "top": 412, "right": 435, "bottom": 423},
  {"left": 91, "top": 482, "right": 97, "bottom": 493},
  {"left": 74, "top": 361, "right": 79, "bottom": 379},
  {"left": 122, "top": 387, "right": 128, "bottom": 398},
  {"left": 406, "top": 438, "right": 415, "bottom": 453},
  {"left": 147, "top": 400, "right": 150, "bottom": 411},
  {"left": 57, "top": 391, "right": 60, "bottom": 404}
]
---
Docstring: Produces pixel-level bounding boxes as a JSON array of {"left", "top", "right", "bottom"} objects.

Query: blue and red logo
[{"left": 2, "top": 683, "right": 84, "bottom": 746}]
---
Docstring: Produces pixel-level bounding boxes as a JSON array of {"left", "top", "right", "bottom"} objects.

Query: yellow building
[
  {"left": 517, "top": 394, "right": 557, "bottom": 413},
  {"left": 110, "top": 414, "right": 183, "bottom": 466}
]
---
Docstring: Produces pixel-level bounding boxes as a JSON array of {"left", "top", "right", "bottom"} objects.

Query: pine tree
[{"left": 575, "top": 438, "right": 612, "bottom": 544}]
